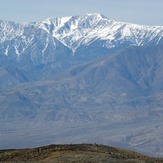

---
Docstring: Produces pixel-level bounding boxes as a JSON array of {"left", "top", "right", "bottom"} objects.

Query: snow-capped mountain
[
  {"left": 1, "top": 13, "right": 163, "bottom": 68},
  {"left": 39, "top": 13, "right": 163, "bottom": 52},
  {"left": 1, "top": 13, "right": 163, "bottom": 157}
]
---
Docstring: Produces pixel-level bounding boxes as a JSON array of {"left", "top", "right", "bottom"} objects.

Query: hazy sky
[{"left": 0, "top": 0, "right": 162, "bottom": 26}]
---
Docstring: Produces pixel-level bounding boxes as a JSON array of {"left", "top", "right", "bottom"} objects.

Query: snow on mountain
[
  {"left": 0, "top": 20, "right": 26, "bottom": 42},
  {"left": 38, "top": 13, "right": 163, "bottom": 52},
  {"left": 0, "top": 21, "right": 36, "bottom": 56},
  {"left": 1, "top": 13, "right": 163, "bottom": 64},
  {"left": 0, "top": 20, "right": 72, "bottom": 67}
]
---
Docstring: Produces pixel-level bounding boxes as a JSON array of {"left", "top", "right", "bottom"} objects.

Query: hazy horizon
[{"left": 0, "top": 0, "right": 163, "bottom": 26}]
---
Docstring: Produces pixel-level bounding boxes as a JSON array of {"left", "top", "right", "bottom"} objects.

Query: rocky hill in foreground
[{"left": 0, "top": 144, "right": 162, "bottom": 163}]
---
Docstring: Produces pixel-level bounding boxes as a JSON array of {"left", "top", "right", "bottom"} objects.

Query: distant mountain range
[
  {"left": 1, "top": 13, "right": 163, "bottom": 68},
  {"left": 0, "top": 13, "right": 163, "bottom": 157}
]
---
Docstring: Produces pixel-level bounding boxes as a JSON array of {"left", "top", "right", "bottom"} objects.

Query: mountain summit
[{"left": 38, "top": 13, "right": 163, "bottom": 51}]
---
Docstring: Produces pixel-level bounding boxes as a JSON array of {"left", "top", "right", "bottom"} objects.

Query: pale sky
[{"left": 0, "top": 0, "right": 162, "bottom": 26}]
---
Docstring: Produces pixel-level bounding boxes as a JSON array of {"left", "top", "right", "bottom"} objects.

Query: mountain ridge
[
  {"left": 1, "top": 13, "right": 163, "bottom": 58},
  {"left": 38, "top": 13, "right": 163, "bottom": 50},
  {"left": 0, "top": 13, "right": 163, "bottom": 74}
]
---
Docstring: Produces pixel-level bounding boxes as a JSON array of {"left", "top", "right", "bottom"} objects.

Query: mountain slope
[
  {"left": 0, "top": 21, "right": 73, "bottom": 88},
  {"left": 0, "top": 20, "right": 72, "bottom": 67},
  {"left": 1, "top": 45, "right": 163, "bottom": 156}
]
